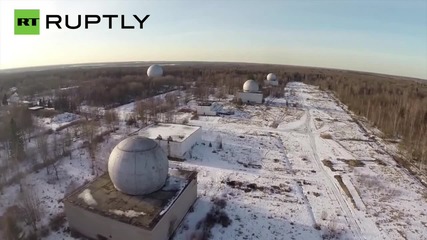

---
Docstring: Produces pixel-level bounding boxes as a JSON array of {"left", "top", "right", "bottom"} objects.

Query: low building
[
  {"left": 264, "top": 79, "right": 279, "bottom": 86},
  {"left": 28, "top": 106, "right": 44, "bottom": 111},
  {"left": 64, "top": 136, "right": 198, "bottom": 240},
  {"left": 195, "top": 102, "right": 222, "bottom": 116},
  {"left": 139, "top": 123, "right": 202, "bottom": 160},
  {"left": 237, "top": 80, "right": 263, "bottom": 104},
  {"left": 265, "top": 73, "right": 279, "bottom": 86}
]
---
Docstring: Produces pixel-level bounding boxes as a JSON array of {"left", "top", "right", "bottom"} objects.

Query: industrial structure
[
  {"left": 265, "top": 73, "right": 279, "bottom": 86},
  {"left": 195, "top": 101, "right": 223, "bottom": 116},
  {"left": 237, "top": 80, "right": 263, "bottom": 104},
  {"left": 147, "top": 64, "right": 164, "bottom": 77},
  {"left": 139, "top": 123, "right": 202, "bottom": 160},
  {"left": 64, "top": 136, "right": 198, "bottom": 240}
]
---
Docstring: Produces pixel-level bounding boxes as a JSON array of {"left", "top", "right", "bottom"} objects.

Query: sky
[{"left": 0, "top": 0, "right": 426, "bottom": 79}]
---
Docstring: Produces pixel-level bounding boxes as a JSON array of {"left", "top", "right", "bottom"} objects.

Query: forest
[{"left": 0, "top": 62, "right": 426, "bottom": 174}]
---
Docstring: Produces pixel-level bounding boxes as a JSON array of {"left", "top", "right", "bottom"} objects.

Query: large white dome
[
  {"left": 243, "top": 80, "right": 259, "bottom": 92},
  {"left": 147, "top": 64, "right": 163, "bottom": 77},
  {"left": 267, "top": 73, "right": 277, "bottom": 81},
  {"left": 108, "top": 136, "right": 169, "bottom": 195}
]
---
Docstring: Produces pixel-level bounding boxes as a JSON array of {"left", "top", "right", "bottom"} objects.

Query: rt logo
[{"left": 15, "top": 9, "right": 40, "bottom": 35}]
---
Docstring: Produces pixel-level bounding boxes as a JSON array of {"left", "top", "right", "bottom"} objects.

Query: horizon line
[{"left": 0, "top": 60, "right": 426, "bottom": 81}]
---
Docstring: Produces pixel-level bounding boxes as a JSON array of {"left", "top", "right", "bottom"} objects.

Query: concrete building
[
  {"left": 264, "top": 73, "right": 279, "bottom": 86},
  {"left": 139, "top": 123, "right": 202, "bottom": 160},
  {"left": 195, "top": 102, "right": 222, "bottom": 116},
  {"left": 237, "top": 80, "right": 263, "bottom": 104},
  {"left": 64, "top": 136, "right": 198, "bottom": 240}
]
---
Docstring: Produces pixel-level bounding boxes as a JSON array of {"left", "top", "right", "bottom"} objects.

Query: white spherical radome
[
  {"left": 147, "top": 64, "right": 163, "bottom": 77},
  {"left": 243, "top": 80, "right": 259, "bottom": 92},
  {"left": 108, "top": 136, "right": 169, "bottom": 195},
  {"left": 267, "top": 73, "right": 277, "bottom": 81}
]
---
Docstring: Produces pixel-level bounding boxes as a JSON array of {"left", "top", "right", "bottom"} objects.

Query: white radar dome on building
[
  {"left": 108, "top": 136, "right": 169, "bottom": 195},
  {"left": 243, "top": 80, "right": 259, "bottom": 92},
  {"left": 147, "top": 64, "right": 164, "bottom": 77},
  {"left": 267, "top": 73, "right": 277, "bottom": 81}
]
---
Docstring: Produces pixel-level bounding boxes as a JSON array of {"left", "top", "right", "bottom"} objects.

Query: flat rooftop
[
  {"left": 28, "top": 106, "right": 44, "bottom": 111},
  {"left": 64, "top": 168, "right": 197, "bottom": 230},
  {"left": 139, "top": 123, "right": 201, "bottom": 143}
]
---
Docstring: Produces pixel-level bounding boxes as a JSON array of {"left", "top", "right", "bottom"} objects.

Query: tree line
[{"left": 303, "top": 72, "right": 427, "bottom": 170}]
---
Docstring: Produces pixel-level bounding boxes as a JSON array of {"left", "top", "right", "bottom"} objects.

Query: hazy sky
[{"left": 1, "top": 0, "right": 426, "bottom": 79}]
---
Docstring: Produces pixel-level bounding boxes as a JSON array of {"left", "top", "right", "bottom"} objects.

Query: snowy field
[
  {"left": 172, "top": 82, "right": 427, "bottom": 240},
  {"left": 36, "top": 112, "right": 82, "bottom": 131},
  {"left": 0, "top": 82, "right": 426, "bottom": 240}
]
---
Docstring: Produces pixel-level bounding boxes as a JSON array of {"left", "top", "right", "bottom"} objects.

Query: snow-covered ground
[
  {"left": 36, "top": 112, "right": 82, "bottom": 131},
  {"left": 172, "top": 82, "right": 427, "bottom": 240},
  {"left": 113, "top": 90, "right": 181, "bottom": 120},
  {"left": 1, "top": 82, "right": 426, "bottom": 240}
]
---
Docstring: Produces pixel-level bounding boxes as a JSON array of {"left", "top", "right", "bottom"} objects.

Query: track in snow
[{"left": 304, "top": 108, "right": 365, "bottom": 240}]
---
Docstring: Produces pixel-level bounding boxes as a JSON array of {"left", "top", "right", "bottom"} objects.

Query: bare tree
[
  {"left": 135, "top": 101, "right": 147, "bottom": 125},
  {"left": 81, "top": 120, "right": 99, "bottom": 145},
  {"left": 49, "top": 133, "right": 62, "bottom": 181},
  {"left": 1, "top": 214, "right": 22, "bottom": 240},
  {"left": 165, "top": 111, "right": 174, "bottom": 123},
  {"left": 63, "top": 130, "right": 73, "bottom": 159},
  {"left": 19, "top": 184, "right": 42, "bottom": 232},
  {"left": 88, "top": 141, "right": 99, "bottom": 176},
  {"left": 36, "top": 134, "right": 50, "bottom": 175},
  {"left": 10, "top": 105, "right": 34, "bottom": 143},
  {"left": 0, "top": 121, "right": 10, "bottom": 159},
  {"left": 81, "top": 120, "right": 100, "bottom": 175},
  {"left": 104, "top": 110, "right": 119, "bottom": 132},
  {"left": 51, "top": 133, "right": 63, "bottom": 158}
]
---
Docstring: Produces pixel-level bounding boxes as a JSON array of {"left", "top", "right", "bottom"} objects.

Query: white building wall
[
  {"left": 152, "top": 177, "right": 197, "bottom": 239},
  {"left": 156, "top": 140, "right": 181, "bottom": 159},
  {"left": 155, "top": 127, "right": 201, "bottom": 159},
  {"left": 64, "top": 178, "right": 198, "bottom": 240},
  {"left": 264, "top": 80, "right": 279, "bottom": 86},
  {"left": 180, "top": 127, "right": 202, "bottom": 157},
  {"left": 195, "top": 105, "right": 216, "bottom": 116},
  {"left": 238, "top": 92, "right": 263, "bottom": 104}
]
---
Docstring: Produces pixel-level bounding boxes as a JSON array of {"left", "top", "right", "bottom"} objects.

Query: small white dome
[
  {"left": 147, "top": 64, "right": 163, "bottom": 77},
  {"left": 108, "top": 136, "right": 169, "bottom": 195},
  {"left": 243, "top": 80, "right": 259, "bottom": 92},
  {"left": 267, "top": 73, "right": 277, "bottom": 81}
]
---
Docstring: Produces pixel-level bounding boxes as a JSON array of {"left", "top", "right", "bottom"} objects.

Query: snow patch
[
  {"left": 78, "top": 189, "right": 97, "bottom": 206},
  {"left": 109, "top": 209, "right": 146, "bottom": 218}
]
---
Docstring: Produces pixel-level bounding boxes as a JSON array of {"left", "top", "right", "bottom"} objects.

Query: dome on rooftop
[
  {"left": 267, "top": 73, "right": 277, "bottom": 81},
  {"left": 108, "top": 136, "right": 169, "bottom": 195},
  {"left": 243, "top": 80, "right": 259, "bottom": 92},
  {"left": 147, "top": 64, "right": 163, "bottom": 77}
]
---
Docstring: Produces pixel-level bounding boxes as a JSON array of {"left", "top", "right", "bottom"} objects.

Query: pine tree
[
  {"left": 9, "top": 118, "right": 25, "bottom": 162},
  {"left": 47, "top": 99, "right": 53, "bottom": 108},
  {"left": 2, "top": 94, "right": 8, "bottom": 105}
]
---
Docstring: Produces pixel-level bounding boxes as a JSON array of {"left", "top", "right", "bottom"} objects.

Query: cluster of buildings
[
  {"left": 237, "top": 72, "right": 280, "bottom": 104},
  {"left": 62, "top": 66, "right": 284, "bottom": 240}
]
